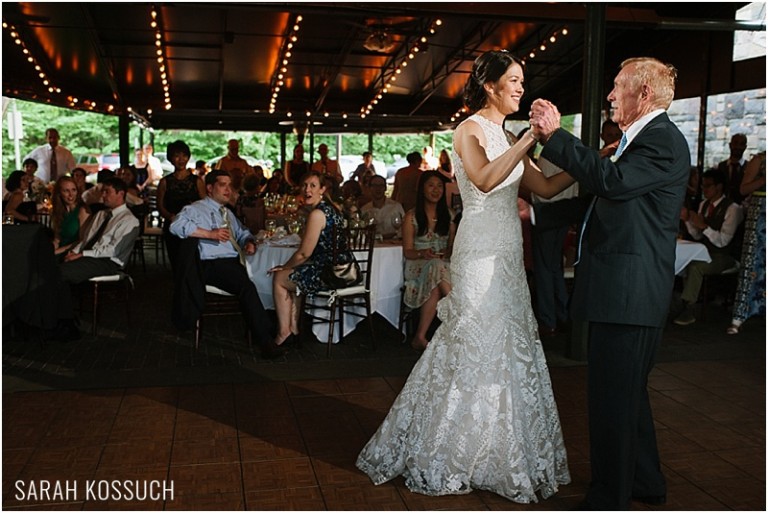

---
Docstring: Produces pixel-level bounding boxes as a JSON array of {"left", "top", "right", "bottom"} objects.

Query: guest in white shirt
[
  {"left": 674, "top": 168, "right": 744, "bottom": 325},
  {"left": 360, "top": 175, "right": 404, "bottom": 238},
  {"left": 53, "top": 177, "right": 140, "bottom": 341},
  {"left": 24, "top": 128, "right": 75, "bottom": 183}
]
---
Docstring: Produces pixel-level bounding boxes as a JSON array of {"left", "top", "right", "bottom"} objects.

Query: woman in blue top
[{"left": 269, "top": 170, "right": 352, "bottom": 346}]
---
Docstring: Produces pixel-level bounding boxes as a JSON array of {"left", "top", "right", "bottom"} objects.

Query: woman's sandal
[{"left": 726, "top": 324, "right": 741, "bottom": 335}]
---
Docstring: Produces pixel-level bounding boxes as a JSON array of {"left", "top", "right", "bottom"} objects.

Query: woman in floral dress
[
  {"left": 269, "top": 170, "right": 353, "bottom": 346},
  {"left": 403, "top": 170, "right": 456, "bottom": 350}
]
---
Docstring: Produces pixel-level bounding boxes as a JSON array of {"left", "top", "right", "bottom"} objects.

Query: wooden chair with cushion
[{"left": 302, "top": 224, "right": 377, "bottom": 357}]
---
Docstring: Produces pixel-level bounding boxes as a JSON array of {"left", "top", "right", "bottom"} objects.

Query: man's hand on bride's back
[{"left": 529, "top": 99, "right": 561, "bottom": 144}]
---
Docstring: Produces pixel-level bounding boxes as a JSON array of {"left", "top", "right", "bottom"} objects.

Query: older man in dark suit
[{"left": 530, "top": 57, "right": 690, "bottom": 510}]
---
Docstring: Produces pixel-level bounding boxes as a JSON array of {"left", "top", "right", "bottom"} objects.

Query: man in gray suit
[{"left": 530, "top": 57, "right": 690, "bottom": 510}]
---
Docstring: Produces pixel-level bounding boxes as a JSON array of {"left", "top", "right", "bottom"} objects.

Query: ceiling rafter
[
  {"left": 312, "top": 19, "right": 366, "bottom": 114},
  {"left": 408, "top": 21, "right": 502, "bottom": 116},
  {"left": 79, "top": 4, "right": 122, "bottom": 109},
  {"left": 360, "top": 17, "right": 435, "bottom": 114}
]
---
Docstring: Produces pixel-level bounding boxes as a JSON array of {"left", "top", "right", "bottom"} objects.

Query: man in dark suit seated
[
  {"left": 56, "top": 177, "right": 140, "bottom": 340},
  {"left": 675, "top": 168, "right": 744, "bottom": 325},
  {"left": 169, "top": 169, "right": 283, "bottom": 359},
  {"left": 531, "top": 57, "right": 690, "bottom": 510}
]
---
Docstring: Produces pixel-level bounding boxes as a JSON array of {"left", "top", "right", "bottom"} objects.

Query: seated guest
[
  {"left": 402, "top": 170, "right": 456, "bottom": 350},
  {"left": 22, "top": 157, "right": 45, "bottom": 192},
  {"left": 269, "top": 171, "right": 353, "bottom": 347},
  {"left": 117, "top": 166, "right": 142, "bottom": 199},
  {"left": 236, "top": 174, "right": 266, "bottom": 234},
  {"left": 2, "top": 170, "right": 36, "bottom": 222},
  {"left": 51, "top": 176, "right": 90, "bottom": 256},
  {"left": 82, "top": 169, "right": 114, "bottom": 208},
  {"left": 54, "top": 177, "right": 140, "bottom": 340},
  {"left": 361, "top": 174, "right": 404, "bottom": 238},
  {"left": 170, "top": 170, "right": 283, "bottom": 359},
  {"left": 250, "top": 165, "right": 268, "bottom": 190},
  {"left": 260, "top": 176, "right": 282, "bottom": 198},
  {"left": 70, "top": 167, "right": 93, "bottom": 195},
  {"left": 674, "top": 168, "right": 744, "bottom": 325},
  {"left": 340, "top": 179, "right": 365, "bottom": 219}
]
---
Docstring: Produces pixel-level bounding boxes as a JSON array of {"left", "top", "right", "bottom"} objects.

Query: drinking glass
[
  {"left": 265, "top": 219, "right": 277, "bottom": 237},
  {"left": 391, "top": 214, "right": 403, "bottom": 236}
]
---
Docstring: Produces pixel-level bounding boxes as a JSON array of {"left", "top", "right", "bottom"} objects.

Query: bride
[{"left": 356, "top": 50, "right": 574, "bottom": 502}]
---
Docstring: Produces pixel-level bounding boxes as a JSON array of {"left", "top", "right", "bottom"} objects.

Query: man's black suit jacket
[{"left": 540, "top": 113, "right": 690, "bottom": 328}]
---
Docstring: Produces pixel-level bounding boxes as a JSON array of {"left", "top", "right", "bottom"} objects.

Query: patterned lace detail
[{"left": 356, "top": 114, "right": 570, "bottom": 502}]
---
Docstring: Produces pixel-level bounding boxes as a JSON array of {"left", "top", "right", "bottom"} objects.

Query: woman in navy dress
[{"left": 269, "top": 170, "right": 353, "bottom": 346}]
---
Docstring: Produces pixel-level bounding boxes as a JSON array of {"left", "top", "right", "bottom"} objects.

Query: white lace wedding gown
[{"left": 356, "top": 114, "right": 570, "bottom": 502}]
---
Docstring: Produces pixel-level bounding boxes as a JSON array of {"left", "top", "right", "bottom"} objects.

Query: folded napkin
[{"left": 268, "top": 233, "right": 302, "bottom": 246}]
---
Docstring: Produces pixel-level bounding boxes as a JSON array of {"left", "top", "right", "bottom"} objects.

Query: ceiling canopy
[{"left": 3, "top": 2, "right": 765, "bottom": 134}]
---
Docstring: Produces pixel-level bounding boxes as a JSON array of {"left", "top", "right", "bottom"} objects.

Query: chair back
[{"left": 333, "top": 224, "right": 376, "bottom": 289}]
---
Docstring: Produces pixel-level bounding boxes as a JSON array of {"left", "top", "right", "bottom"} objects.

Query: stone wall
[{"left": 569, "top": 87, "right": 766, "bottom": 168}]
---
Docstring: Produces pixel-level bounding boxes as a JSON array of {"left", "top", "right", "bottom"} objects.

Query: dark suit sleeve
[{"left": 542, "top": 123, "right": 689, "bottom": 202}]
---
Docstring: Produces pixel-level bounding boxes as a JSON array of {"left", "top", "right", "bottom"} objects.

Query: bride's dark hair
[{"left": 463, "top": 50, "right": 525, "bottom": 112}]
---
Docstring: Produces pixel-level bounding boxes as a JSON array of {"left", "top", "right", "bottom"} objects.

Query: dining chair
[
  {"left": 302, "top": 224, "right": 377, "bottom": 357},
  {"left": 699, "top": 261, "right": 741, "bottom": 317},
  {"left": 195, "top": 285, "right": 251, "bottom": 350},
  {"left": 85, "top": 272, "right": 134, "bottom": 336}
]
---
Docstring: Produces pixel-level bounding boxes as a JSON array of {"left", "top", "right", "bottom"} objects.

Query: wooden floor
[{"left": 2, "top": 256, "right": 765, "bottom": 510}]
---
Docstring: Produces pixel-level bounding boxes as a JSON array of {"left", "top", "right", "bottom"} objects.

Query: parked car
[
  {"left": 99, "top": 153, "right": 121, "bottom": 171},
  {"left": 152, "top": 152, "right": 175, "bottom": 175},
  {"left": 74, "top": 154, "right": 100, "bottom": 175},
  {"left": 337, "top": 155, "right": 386, "bottom": 182}
]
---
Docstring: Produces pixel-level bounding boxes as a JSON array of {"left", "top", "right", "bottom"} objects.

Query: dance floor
[{"left": 3, "top": 257, "right": 765, "bottom": 510}]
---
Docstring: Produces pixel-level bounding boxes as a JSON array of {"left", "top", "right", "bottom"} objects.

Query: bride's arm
[
  {"left": 453, "top": 120, "right": 537, "bottom": 193},
  {"left": 521, "top": 157, "right": 576, "bottom": 199}
]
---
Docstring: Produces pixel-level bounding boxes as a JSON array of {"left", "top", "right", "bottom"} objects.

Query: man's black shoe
[{"left": 633, "top": 494, "right": 666, "bottom": 505}]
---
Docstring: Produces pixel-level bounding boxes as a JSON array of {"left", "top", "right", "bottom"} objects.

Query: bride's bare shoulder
[{"left": 454, "top": 118, "right": 486, "bottom": 154}]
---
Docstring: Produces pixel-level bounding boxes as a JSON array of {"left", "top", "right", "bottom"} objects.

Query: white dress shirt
[
  {"left": 25, "top": 144, "right": 76, "bottom": 183},
  {"left": 685, "top": 195, "right": 744, "bottom": 248},
  {"left": 72, "top": 203, "right": 140, "bottom": 266}
]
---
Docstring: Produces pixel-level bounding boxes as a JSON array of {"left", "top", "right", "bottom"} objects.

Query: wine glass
[
  {"left": 391, "top": 214, "right": 403, "bottom": 237},
  {"left": 265, "top": 219, "right": 277, "bottom": 237}
]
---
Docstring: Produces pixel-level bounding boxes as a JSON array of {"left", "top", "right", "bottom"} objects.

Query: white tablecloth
[
  {"left": 246, "top": 241, "right": 404, "bottom": 343},
  {"left": 675, "top": 240, "right": 711, "bottom": 275}
]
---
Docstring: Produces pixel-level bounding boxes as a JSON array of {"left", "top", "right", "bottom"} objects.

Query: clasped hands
[{"left": 528, "top": 99, "right": 561, "bottom": 144}]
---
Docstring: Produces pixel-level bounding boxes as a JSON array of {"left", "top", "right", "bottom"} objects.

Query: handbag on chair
[{"left": 320, "top": 258, "right": 362, "bottom": 289}]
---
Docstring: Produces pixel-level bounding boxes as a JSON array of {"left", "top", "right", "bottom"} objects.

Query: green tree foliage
[{"left": 3, "top": 99, "right": 458, "bottom": 178}]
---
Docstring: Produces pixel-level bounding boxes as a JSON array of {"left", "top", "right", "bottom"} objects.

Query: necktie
[
  {"left": 614, "top": 132, "right": 628, "bottom": 158},
  {"left": 81, "top": 211, "right": 112, "bottom": 251},
  {"left": 221, "top": 206, "right": 245, "bottom": 266},
  {"left": 706, "top": 202, "right": 715, "bottom": 218},
  {"left": 50, "top": 147, "right": 58, "bottom": 181}
]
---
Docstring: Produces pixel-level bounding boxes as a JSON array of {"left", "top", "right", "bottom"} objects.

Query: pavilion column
[
  {"left": 119, "top": 113, "right": 130, "bottom": 169},
  {"left": 568, "top": 2, "right": 606, "bottom": 362}
]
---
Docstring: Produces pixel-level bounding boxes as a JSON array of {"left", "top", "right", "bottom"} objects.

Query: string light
[
  {"left": 3, "top": 19, "right": 61, "bottom": 96},
  {"left": 360, "top": 18, "right": 443, "bottom": 117},
  {"left": 524, "top": 25, "right": 569, "bottom": 64},
  {"left": 151, "top": 5, "right": 172, "bottom": 111},
  {"left": 449, "top": 25, "right": 569, "bottom": 125},
  {"left": 269, "top": 14, "right": 303, "bottom": 114}
]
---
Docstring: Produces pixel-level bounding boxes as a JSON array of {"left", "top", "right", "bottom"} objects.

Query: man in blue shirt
[{"left": 170, "top": 169, "right": 283, "bottom": 358}]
